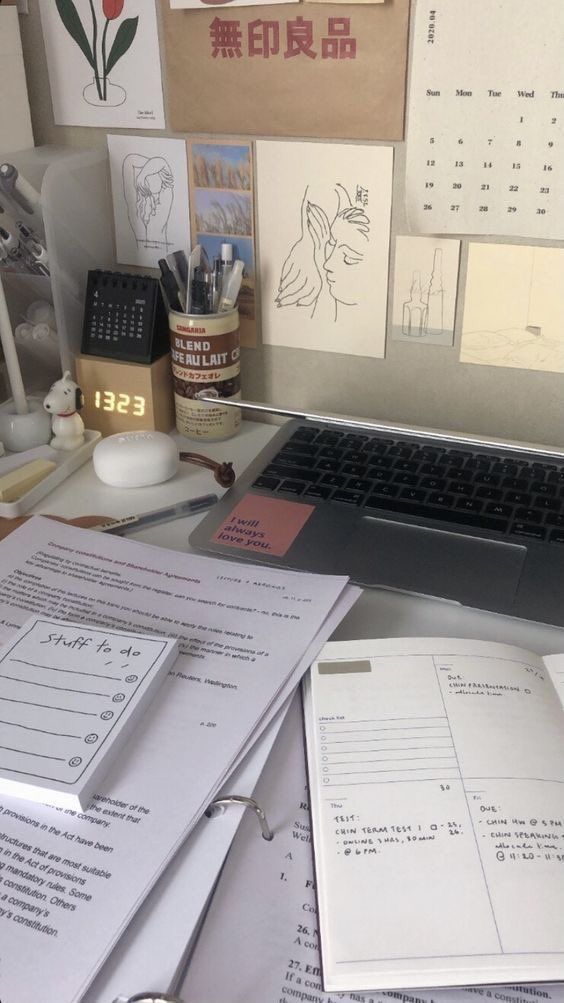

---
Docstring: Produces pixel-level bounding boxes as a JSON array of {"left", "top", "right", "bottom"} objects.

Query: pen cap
[{"left": 220, "top": 243, "right": 233, "bottom": 265}]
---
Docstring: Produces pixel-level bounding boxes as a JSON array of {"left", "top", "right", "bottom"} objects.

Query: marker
[
  {"left": 185, "top": 244, "right": 203, "bottom": 313},
  {"left": 158, "top": 258, "right": 183, "bottom": 312},
  {"left": 16, "top": 222, "right": 49, "bottom": 271},
  {"left": 97, "top": 492, "right": 219, "bottom": 536},
  {"left": 190, "top": 266, "right": 211, "bottom": 314}
]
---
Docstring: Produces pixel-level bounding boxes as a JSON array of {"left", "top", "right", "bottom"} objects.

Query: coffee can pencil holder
[{"left": 169, "top": 308, "right": 241, "bottom": 442}]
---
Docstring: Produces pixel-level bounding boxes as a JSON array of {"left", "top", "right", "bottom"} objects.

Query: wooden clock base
[{"left": 75, "top": 354, "right": 175, "bottom": 437}]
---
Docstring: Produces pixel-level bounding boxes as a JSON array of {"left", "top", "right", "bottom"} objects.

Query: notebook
[
  {"left": 303, "top": 635, "right": 564, "bottom": 993},
  {"left": 190, "top": 403, "right": 564, "bottom": 628}
]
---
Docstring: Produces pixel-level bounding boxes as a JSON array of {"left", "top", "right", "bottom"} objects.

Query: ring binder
[
  {"left": 114, "top": 995, "right": 182, "bottom": 1003},
  {"left": 205, "top": 795, "right": 274, "bottom": 841},
  {"left": 113, "top": 796, "right": 274, "bottom": 1003}
]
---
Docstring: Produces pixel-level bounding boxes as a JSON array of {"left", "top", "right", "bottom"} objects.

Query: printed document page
[
  {"left": 304, "top": 638, "right": 564, "bottom": 992},
  {"left": 0, "top": 517, "right": 352, "bottom": 1003},
  {"left": 84, "top": 584, "right": 359, "bottom": 1001},
  {"left": 182, "top": 694, "right": 564, "bottom": 1003},
  {"left": 84, "top": 698, "right": 290, "bottom": 1002}
]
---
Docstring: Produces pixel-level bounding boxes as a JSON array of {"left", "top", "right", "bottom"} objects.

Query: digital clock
[
  {"left": 94, "top": 389, "right": 146, "bottom": 418},
  {"left": 75, "top": 354, "right": 175, "bottom": 437}
]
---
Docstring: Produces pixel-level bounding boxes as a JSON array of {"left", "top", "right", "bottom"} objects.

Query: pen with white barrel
[{"left": 97, "top": 492, "right": 219, "bottom": 536}]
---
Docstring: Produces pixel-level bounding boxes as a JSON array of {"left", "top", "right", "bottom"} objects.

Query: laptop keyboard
[{"left": 252, "top": 425, "right": 564, "bottom": 544}]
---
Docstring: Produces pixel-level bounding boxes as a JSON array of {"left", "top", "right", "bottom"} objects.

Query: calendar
[
  {"left": 406, "top": 0, "right": 564, "bottom": 240},
  {"left": 81, "top": 270, "right": 169, "bottom": 365}
]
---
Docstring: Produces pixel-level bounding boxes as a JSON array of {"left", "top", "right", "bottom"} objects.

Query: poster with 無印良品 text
[{"left": 161, "top": 0, "right": 409, "bottom": 140}]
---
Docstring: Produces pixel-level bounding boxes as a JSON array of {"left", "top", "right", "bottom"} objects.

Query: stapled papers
[{"left": 0, "top": 516, "right": 358, "bottom": 1003}]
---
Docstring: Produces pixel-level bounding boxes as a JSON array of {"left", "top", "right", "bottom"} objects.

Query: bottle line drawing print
[
  {"left": 54, "top": 0, "right": 139, "bottom": 107},
  {"left": 402, "top": 248, "right": 445, "bottom": 337}
]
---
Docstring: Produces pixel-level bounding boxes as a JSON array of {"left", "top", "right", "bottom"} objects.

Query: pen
[
  {"left": 190, "top": 266, "right": 210, "bottom": 315},
  {"left": 97, "top": 492, "right": 219, "bottom": 536}
]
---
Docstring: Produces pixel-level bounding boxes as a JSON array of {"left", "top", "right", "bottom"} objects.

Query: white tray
[{"left": 0, "top": 430, "right": 101, "bottom": 518}]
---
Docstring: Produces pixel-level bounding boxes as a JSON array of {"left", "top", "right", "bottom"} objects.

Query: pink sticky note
[{"left": 211, "top": 494, "right": 315, "bottom": 557}]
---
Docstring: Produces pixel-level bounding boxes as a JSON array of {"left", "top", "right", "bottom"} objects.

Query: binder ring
[
  {"left": 113, "top": 994, "right": 184, "bottom": 1003},
  {"left": 205, "top": 795, "right": 273, "bottom": 841}
]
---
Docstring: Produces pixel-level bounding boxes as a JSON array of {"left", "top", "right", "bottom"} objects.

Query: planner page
[
  {"left": 304, "top": 637, "right": 564, "bottom": 992},
  {"left": 406, "top": 1, "right": 564, "bottom": 239},
  {"left": 181, "top": 695, "right": 564, "bottom": 1003}
]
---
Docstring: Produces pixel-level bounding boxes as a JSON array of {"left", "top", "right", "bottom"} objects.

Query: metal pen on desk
[{"left": 97, "top": 493, "right": 219, "bottom": 536}]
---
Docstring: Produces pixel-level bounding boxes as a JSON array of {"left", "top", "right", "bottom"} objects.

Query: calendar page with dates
[{"left": 406, "top": 0, "right": 564, "bottom": 240}]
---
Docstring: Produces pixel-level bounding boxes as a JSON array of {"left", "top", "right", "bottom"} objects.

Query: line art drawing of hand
[{"left": 276, "top": 189, "right": 323, "bottom": 312}]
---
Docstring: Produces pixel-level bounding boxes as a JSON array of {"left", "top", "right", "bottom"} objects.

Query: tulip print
[
  {"left": 54, "top": 0, "right": 139, "bottom": 105},
  {"left": 102, "top": 0, "right": 124, "bottom": 16}
]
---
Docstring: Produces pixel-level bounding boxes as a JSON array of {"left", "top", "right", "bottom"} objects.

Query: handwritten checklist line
[
  {"left": 0, "top": 695, "right": 98, "bottom": 716},
  {"left": 0, "top": 717, "right": 81, "bottom": 740},
  {"left": 0, "top": 744, "right": 65, "bottom": 762},
  {"left": 1, "top": 672, "right": 111, "bottom": 698},
  {"left": 12, "top": 657, "right": 121, "bottom": 682}
]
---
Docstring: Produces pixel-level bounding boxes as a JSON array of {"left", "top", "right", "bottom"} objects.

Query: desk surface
[{"left": 29, "top": 419, "right": 564, "bottom": 658}]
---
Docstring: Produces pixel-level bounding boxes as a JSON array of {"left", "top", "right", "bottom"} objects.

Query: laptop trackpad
[{"left": 348, "top": 516, "right": 527, "bottom": 608}]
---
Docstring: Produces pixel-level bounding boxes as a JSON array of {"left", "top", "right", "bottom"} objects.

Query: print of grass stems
[
  {"left": 192, "top": 154, "right": 251, "bottom": 191},
  {"left": 195, "top": 195, "right": 252, "bottom": 236}
]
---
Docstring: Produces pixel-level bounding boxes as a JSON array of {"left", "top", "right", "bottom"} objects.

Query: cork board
[{"left": 161, "top": 0, "right": 410, "bottom": 141}]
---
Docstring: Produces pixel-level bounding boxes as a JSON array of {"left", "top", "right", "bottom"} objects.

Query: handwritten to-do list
[
  {"left": 0, "top": 617, "right": 178, "bottom": 810},
  {"left": 406, "top": 0, "right": 564, "bottom": 240}
]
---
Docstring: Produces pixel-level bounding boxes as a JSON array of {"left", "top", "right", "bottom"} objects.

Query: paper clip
[{"left": 205, "top": 794, "right": 274, "bottom": 841}]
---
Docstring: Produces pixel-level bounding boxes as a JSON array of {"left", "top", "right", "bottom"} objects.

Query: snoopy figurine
[{"left": 43, "top": 371, "right": 85, "bottom": 451}]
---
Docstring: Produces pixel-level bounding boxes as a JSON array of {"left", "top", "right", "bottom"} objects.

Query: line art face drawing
[
  {"left": 275, "top": 183, "right": 371, "bottom": 322},
  {"left": 122, "top": 153, "right": 174, "bottom": 251}
]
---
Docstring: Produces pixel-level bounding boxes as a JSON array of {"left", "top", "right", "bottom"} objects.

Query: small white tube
[{"left": 0, "top": 276, "right": 28, "bottom": 414}]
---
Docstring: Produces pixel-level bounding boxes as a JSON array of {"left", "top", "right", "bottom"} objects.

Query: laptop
[{"left": 189, "top": 400, "right": 564, "bottom": 628}]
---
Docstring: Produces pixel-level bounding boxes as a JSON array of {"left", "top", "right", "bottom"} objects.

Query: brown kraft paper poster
[{"left": 161, "top": 0, "right": 410, "bottom": 141}]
